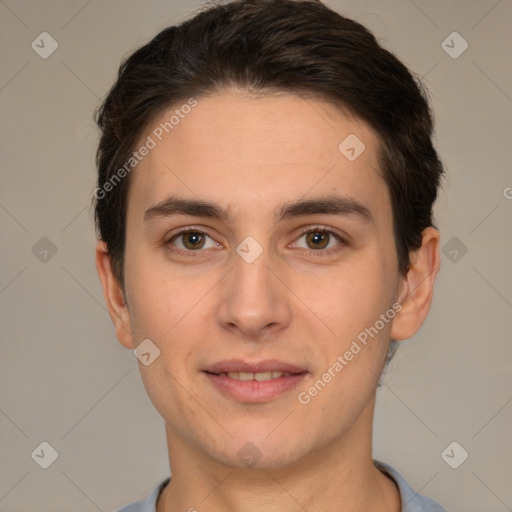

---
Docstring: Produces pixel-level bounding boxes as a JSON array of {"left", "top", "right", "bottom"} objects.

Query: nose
[{"left": 217, "top": 242, "right": 292, "bottom": 340}]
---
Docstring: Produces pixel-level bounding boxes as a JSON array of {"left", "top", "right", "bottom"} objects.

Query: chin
[{"left": 204, "top": 429, "right": 310, "bottom": 471}]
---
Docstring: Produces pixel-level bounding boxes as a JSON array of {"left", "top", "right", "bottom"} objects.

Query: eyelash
[{"left": 164, "top": 225, "right": 346, "bottom": 259}]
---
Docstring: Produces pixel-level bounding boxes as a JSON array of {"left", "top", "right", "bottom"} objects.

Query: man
[{"left": 94, "top": 0, "right": 446, "bottom": 510}]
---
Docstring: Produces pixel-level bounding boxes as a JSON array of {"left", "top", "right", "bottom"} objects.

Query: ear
[
  {"left": 95, "top": 240, "right": 134, "bottom": 349},
  {"left": 391, "top": 227, "right": 441, "bottom": 341}
]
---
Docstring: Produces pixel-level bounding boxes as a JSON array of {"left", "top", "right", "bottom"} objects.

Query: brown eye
[
  {"left": 180, "top": 232, "right": 206, "bottom": 250},
  {"left": 292, "top": 226, "right": 346, "bottom": 256},
  {"left": 166, "top": 229, "right": 218, "bottom": 253},
  {"left": 305, "top": 231, "right": 330, "bottom": 250}
]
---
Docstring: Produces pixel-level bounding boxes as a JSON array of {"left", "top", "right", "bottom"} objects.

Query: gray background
[{"left": 1, "top": 0, "right": 511, "bottom": 510}]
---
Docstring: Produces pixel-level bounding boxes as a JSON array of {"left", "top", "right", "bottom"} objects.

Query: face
[{"left": 107, "top": 90, "right": 410, "bottom": 470}]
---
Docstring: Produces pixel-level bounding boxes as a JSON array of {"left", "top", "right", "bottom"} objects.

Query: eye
[
  {"left": 166, "top": 228, "right": 219, "bottom": 255},
  {"left": 164, "top": 225, "right": 346, "bottom": 259},
  {"left": 292, "top": 226, "right": 346, "bottom": 255}
]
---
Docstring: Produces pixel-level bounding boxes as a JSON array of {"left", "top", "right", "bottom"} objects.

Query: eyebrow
[{"left": 144, "top": 194, "right": 374, "bottom": 225}]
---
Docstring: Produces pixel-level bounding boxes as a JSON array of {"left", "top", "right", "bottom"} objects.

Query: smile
[{"left": 216, "top": 371, "right": 293, "bottom": 381}]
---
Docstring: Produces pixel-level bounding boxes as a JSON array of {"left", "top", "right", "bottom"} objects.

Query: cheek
[
  {"left": 296, "top": 258, "right": 397, "bottom": 395},
  {"left": 124, "top": 250, "right": 216, "bottom": 374},
  {"left": 296, "top": 265, "right": 396, "bottom": 411},
  {"left": 124, "top": 255, "right": 173, "bottom": 346},
  {"left": 299, "top": 259, "right": 392, "bottom": 331}
]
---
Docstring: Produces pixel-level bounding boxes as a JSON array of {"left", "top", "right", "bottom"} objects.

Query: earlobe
[
  {"left": 95, "top": 241, "right": 134, "bottom": 349},
  {"left": 391, "top": 227, "right": 441, "bottom": 341}
]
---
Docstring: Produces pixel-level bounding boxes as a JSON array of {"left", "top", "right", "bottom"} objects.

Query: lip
[
  {"left": 203, "top": 359, "right": 308, "bottom": 403},
  {"left": 204, "top": 359, "right": 307, "bottom": 374}
]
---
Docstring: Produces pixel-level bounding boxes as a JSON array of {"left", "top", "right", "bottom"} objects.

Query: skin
[{"left": 96, "top": 89, "right": 440, "bottom": 511}]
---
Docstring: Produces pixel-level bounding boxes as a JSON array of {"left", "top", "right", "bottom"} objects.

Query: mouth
[
  {"left": 203, "top": 360, "right": 308, "bottom": 403},
  {"left": 211, "top": 370, "right": 295, "bottom": 381}
]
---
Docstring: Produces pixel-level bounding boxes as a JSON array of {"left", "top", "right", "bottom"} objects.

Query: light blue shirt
[{"left": 113, "top": 460, "right": 446, "bottom": 511}]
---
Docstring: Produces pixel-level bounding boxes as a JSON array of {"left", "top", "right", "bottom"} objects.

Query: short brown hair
[{"left": 94, "top": 0, "right": 444, "bottom": 367}]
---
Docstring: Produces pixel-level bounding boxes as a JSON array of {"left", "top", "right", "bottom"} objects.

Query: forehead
[{"left": 127, "top": 91, "right": 390, "bottom": 227}]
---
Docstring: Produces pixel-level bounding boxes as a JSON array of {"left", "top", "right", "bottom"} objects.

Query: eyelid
[
  {"left": 294, "top": 224, "right": 346, "bottom": 241},
  {"left": 290, "top": 224, "right": 347, "bottom": 252},
  {"left": 165, "top": 225, "right": 213, "bottom": 243},
  {"left": 164, "top": 226, "right": 220, "bottom": 255}
]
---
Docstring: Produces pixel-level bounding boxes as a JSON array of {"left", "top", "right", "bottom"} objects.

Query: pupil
[
  {"left": 308, "top": 231, "right": 328, "bottom": 249},
  {"left": 185, "top": 232, "right": 203, "bottom": 248}
]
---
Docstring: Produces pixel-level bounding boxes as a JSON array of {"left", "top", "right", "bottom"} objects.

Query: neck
[{"left": 157, "top": 395, "right": 400, "bottom": 512}]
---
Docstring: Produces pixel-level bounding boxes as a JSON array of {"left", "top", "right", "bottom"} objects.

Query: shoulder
[
  {"left": 374, "top": 460, "right": 447, "bottom": 512},
  {"left": 111, "top": 478, "right": 170, "bottom": 512}
]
